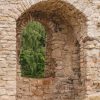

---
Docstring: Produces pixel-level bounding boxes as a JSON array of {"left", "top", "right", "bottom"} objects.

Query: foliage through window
[{"left": 19, "top": 21, "right": 46, "bottom": 78}]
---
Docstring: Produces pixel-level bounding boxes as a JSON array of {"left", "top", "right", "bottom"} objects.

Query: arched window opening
[
  {"left": 16, "top": 1, "right": 87, "bottom": 100},
  {"left": 19, "top": 21, "right": 46, "bottom": 78}
]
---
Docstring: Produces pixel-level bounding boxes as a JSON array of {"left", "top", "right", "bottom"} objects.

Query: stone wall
[
  {"left": 0, "top": 0, "right": 100, "bottom": 100},
  {"left": 17, "top": 77, "right": 54, "bottom": 100},
  {"left": 17, "top": 18, "right": 81, "bottom": 100}
]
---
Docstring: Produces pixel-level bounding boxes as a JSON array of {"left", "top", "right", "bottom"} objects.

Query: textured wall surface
[
  {"left": 17, "top": 77, "right": 54, "bottom": 100},
  {"left": 0, "top": 0, "right": 100, "bottom": 100}
]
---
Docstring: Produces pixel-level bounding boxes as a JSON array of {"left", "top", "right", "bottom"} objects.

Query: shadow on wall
[{"left": 16, "top": 0, "right": 87, "bottom": 100}]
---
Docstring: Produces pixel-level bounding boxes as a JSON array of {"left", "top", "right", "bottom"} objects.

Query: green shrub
[{"left": 19, "top": 21, "right": 46, "bottom": 78}]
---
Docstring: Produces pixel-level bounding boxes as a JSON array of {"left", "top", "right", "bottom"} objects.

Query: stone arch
[
  {"left": 16, "top": 0, "right": 88, "bottom": 100},
  {"left": 16, "top": 0, "right": 88, "bottom": 42}
]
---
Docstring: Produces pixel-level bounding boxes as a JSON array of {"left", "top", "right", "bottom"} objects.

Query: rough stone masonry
[{"left": 0, "top": 0, "right": 100, "bottom": 100}]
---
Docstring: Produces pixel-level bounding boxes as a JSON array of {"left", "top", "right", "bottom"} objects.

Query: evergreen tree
[{"left": 19, "top": 21, "right": 46, "bottom": 78}]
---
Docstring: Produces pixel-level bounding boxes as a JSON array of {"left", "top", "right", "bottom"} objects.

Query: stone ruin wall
[
  {"left": 17, "top": 77, "right": 54, "bottom": 100},
  {"left": 0, "top": 0, "right": 100, "bottom": 100},
  {"left": 17, "top": 15, "right": 82, "bottom": 99}
]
